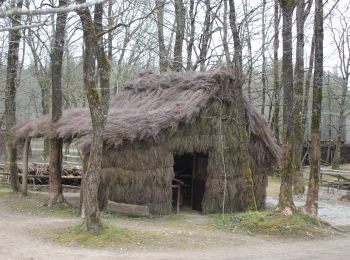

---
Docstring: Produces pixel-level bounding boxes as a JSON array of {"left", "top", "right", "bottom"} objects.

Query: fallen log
[{"left": 107, "top": 200, "right": 150, "bottom": 217}]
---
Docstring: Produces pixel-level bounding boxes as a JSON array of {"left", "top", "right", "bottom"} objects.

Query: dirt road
[{"left": 0, "top": 193, "right": 350, "bottom": 260}]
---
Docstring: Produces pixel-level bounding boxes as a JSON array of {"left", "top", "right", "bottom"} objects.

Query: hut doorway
[{"left": 173, "top": 153, "right": 208, "bottom": 212}]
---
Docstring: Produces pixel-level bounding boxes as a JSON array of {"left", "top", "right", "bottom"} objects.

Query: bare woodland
[{"left": 0, "top": 0, "right": 348, "bottom": 232}]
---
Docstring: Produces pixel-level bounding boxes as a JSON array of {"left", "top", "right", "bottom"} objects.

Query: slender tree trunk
[
  {"left": 305, "top": 0, "right": 323, "bottom": 215},
  {"left": 155, "top": 0, "right": 168, "bottom": 72},
  {"left": 261, "top": 0, "right": 267, "bottom": 116},
  {"left": 173, "top": 0, "right": 185, "bottom": 71},
  {"left": 228, "top": 0, "right": 257, "bottom": 211},
  {"left": 243, "top": 0, "right": 253, "bottom": 102},
  {"left": 199, "top": 0, "right": 211, "bottom": 71},
  {"left": 332, "top": 79, "right": 347, "bottom": 169},
  {"left": 277, "top": 1, "right": 296, "bottom": 212},
  {"left": 271, "top": 0, "right": 280, "bottom": 143},
  {"left": 186, "top": 0, "right": 196, "bottom": 70},
  {"left": 49, "top": 0, "right": 67, "bottom": 207},
  {"left": 222, "top": 0, "right": 231, "bottom": 64},
  {"left": 292, "top": 0, "right": 307, "bottom": 195},
  {"left": 302, "top": 33, "right": 315, "bottom": 140},
  {"left": 5, "top": 0, "right": 23, "bottom": 192}
]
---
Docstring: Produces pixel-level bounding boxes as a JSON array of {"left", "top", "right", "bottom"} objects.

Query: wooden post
[
  {"left": 22, "top": 137, "right": 31, "bottom": 196},
  {"left": 177, "top": 185, "right": 181, "bottom": 214}
]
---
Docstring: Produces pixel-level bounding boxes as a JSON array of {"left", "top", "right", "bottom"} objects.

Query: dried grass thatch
[{"left": 13, "top": 68, "right": 281, "bottom": 215}]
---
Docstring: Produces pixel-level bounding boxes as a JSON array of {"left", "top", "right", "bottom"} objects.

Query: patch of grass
[
  {"left": 45, "top": 203, "right": 80, "bottom": 217},
  {"left": 211, "top": 210, "right": 328, "bottom": 238},
  {"left": 1, "top": 192, "right": 80, "bottom": 218},
  {"left": 50, "top": 223, "right": 157, "bottom": 248},
  {"left": 0, "top": 181, "right": 11, "bottom": 189}
]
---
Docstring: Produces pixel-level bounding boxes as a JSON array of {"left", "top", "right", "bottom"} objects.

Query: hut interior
[{"left": 173, "top": 153, "right": 208, "bottom": 212}]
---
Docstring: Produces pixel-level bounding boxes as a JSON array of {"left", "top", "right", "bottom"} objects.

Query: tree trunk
[
  {"left": 229, "top": 0, "right": 257, "bottom": 211},
  {"left": 277, "top": 1, "right": 296, "bottom": 212},
  {"left": 49, "top": 0, "right": 67, "bottom": 207},
  {"left": 186, "top": 0, "right": 196, "bottom": 70},
  {"left": 76, "top": 0, "right": 110, "bottom": 233},
  {"left": 292, "top": 0, "right": 307, "bottom": 195},
  {"left": 261, "top": 0, "right": 267, "bottom": 116},
  {"left": 222, "top": 0, "right": 231, "bottom": 64},
  {"left": 304, "top": 0, "right": 323, "bottom": 216},
  {"left": 271, "top": 0, "right": 280, "bottom": 143},
  {"left": 173, "top": 0, "right": 185, "bottom": 71},
  {"left": 243, "top": 0, "right": 253, "bottom": 102},
  {"left": 302, "top": 33, "right": 315, "bottom": 141},
  {"left": 156, "top": 0, "right": 168, "bottom": 72},
  {"left": 332, "top": 79, "right": 347, "bottom": 169},
  {"left": 5, "top": 0, "right": 23, "bottom": 192},
  {"left": 199, "top": 0, "right": 211, "bottom": 71}
]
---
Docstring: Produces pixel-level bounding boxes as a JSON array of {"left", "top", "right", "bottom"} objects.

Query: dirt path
[{"left": 1, "top": 193, "right": 350, "bottom": 260}]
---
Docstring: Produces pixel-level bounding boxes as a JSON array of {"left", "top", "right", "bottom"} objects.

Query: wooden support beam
[{"left": 22, "top": 138, "right": 31, "bottom": 196}]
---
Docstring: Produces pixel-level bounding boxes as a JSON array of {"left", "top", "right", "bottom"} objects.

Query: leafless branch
[{"left": 0, "top": 0, "right": 108, "bottom": 18}]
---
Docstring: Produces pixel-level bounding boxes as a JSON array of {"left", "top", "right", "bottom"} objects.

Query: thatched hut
[{"left": 13, "top": 69, "right": 281, "bottom": 215}]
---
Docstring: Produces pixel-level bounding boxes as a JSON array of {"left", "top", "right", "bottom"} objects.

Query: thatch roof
[{"left": 12, "top": 69, "right": 281, "bottom": 162}]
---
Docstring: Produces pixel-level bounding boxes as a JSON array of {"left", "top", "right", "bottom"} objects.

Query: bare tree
[
  {"left": 277, "top": 0, "right": 296, "bottom": 212},
  {"left": 271, "top": 0, "right": 281, "bottom": 143},
  {"left": 304, "top": 0, "right": 323, "bottom": 216},
  {"left": 76, "top": 0, "right": 110, "bottom": 233},
  {"left": 261, "top": 0, "right": 267, "bottom": 116},
  {"left": 328, "top": 4, "right": 350, "bottom": 169},
  {"left": 292, "top": 0, "right": 312, "bottom": 194},
  {"left": 4, "top": 0, "right": 23, "bottom": 192},
  {"left": 48, "top": 0, "right": 68, "bottom": 207}
]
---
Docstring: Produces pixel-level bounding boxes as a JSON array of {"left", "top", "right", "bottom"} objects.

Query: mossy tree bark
[
  {"left": 48, "top": 0, "right": 68, "bottom": 207},
  {"left": 228, "top": 0, "right": 257, "bottom": 211},
  {"left": 5, "top": 0, "right": 23, "bottom": 192},
  {"left": 292, "top": 0, "right": 311, "bottom": 195},
  {"left": 76, "top": 0, "right": 110, "bottom": 233},
  {"left": 277, "top": 0, "right": 296, "bottom": 212},
  {"left": 305, "top": 0, "right": 323, "bottom": 216},
  {"left": 271, "top": 0, "right": 281, "bottom": 143}
]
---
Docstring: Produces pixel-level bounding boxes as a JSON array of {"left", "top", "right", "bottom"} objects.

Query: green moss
[
  {"left": 210, "top": 210, "right": 328, "bottom": 238},
  {"left": 50, "top": 223, "right": 157, "bottom": 248}
]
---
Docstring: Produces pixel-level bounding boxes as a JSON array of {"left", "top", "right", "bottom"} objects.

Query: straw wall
[{"left": 97, "top": 101, "right": 270, "bottom": 215}]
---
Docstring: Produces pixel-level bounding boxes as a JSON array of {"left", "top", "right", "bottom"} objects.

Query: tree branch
[
  {"left": 0, "top": 21, "right": 47, "bottom": 32},
  {"left": 0, "top": 0, "right": 108, "bottom": 18}
]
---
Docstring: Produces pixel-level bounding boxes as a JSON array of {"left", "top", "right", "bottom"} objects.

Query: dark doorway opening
[{"left": 173, "top": 153, "right": 208, "bottom": 212}]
